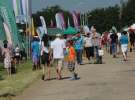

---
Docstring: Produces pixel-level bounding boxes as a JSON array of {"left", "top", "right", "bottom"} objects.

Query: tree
[
  {"left": 121, "top": 0, "right": 135, "bottom": 27},
  {"left": 87, "top": 5, "right": 120, "bottom": 33}
]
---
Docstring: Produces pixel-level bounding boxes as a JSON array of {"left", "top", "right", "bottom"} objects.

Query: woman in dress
[{"left": 2, "top": 43, "right": 11, "bottom": 76}]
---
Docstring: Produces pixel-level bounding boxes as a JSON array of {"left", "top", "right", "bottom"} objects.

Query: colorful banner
[
  {"left": 12, "top": 0, "right": 31, "bottom": 23},
  {"left": 40, "top": 16, "right": 47, "bottom": 34},
  {"left": 72, "top": 11, "right": 79, "bottom": 29},
  {"left": 0, "top": 0, "right": 19, "bottom": 46},
  {"left": 55, "top": 12, "right": 66, "bottom": 30},
  {"left": 31, "top": 18, "right": 35, "bottom": 36},
  {"left": 0, "top": 15, "right": 6, "bottom": 44},
  {"left": 13, "top": 0, "right": 19, "bottom": 17},
  {"left": 3, "top": 22, "right": 12, "bottom": 45}
]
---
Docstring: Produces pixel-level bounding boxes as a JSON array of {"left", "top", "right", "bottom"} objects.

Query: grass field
[{"left": 0, "top": 60, "right": 41, "bottom": 100}]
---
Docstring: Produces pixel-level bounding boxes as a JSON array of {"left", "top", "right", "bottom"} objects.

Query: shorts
[
  {"left": 68, "top": 62, "right": 75, "bottom": 72},
  {"left": 54, "top": 59, "right": 63, "bottom": 68},
  {"left": 121, "top": 44, "right": 128, "bottom": 53},
  {"left": 32, "top": 54, "right": 39, "bottom": 65},
  {"left": 41, "top": 52, "right": 50, "bottom": 66}
]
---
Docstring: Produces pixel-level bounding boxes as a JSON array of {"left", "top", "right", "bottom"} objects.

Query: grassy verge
[{"left": 0, "top": 60, "right": 41, "bottom": 100}]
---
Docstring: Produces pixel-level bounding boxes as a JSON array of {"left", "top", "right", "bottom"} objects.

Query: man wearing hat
[{"left": 50, "top": 34, "right": 66, "bottom": 80}]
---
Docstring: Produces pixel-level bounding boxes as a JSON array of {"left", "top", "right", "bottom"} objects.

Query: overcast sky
[{"left": 32, "top": 0, "right": 124, "bottom": 13}]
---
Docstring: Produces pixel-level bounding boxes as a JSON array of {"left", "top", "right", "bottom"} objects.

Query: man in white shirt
[{"left": 51, "top": 34, "right": 66, "bottom": 80}]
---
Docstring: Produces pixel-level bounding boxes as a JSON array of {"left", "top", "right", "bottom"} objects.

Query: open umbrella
[{"left": 64, "top": 26, "right": 78, "bottom": 35}]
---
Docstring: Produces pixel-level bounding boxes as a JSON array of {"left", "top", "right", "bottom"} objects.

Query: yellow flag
[{"left": 31, "top": 18, "right": 35, "bottom": 36}]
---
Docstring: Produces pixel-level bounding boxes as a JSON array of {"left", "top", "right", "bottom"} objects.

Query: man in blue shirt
[
  {"left": 119, "top": 31, "right": 129, "bottom": 61},
  {"left": 31, "top": 36, "right": 40, "bottom": 70}
]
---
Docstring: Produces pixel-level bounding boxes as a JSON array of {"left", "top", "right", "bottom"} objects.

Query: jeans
[
  {"left": 111, "top": 43, "right": 117, "bottom": 55},
  {"left": 76, "top": 49, "right": 83, "bottom": 64}
]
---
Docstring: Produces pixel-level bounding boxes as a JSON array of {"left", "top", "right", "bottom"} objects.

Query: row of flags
[
  {"left": 12, "top": 0, "right": 31, "bottom": 23},
  {"left": 36, "top": 11, "right": 80, "bottom": 36},
  {"left": 11, "top": 0, "right": 81, "bottom": 37}
]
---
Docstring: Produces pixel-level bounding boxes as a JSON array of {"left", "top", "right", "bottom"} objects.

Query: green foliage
[
  {"left": 0, "top": 61, "right": 41, "bottom": 98},
  {"left": 87, "top": 5, "right": 120, "bottom": 33},
  {"left": 121, "top": 0, "right": 135, "bottom": 27}
]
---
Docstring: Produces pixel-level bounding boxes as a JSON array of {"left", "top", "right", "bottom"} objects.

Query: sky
[{"left": 32, "top": 0, "right": 124, "bottom": 13}]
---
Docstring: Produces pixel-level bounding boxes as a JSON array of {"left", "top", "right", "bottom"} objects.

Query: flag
[
  {"left": 55, "top": 13, "right": 61, "bottom": 29},
  {"left": 31, "top": 18, "right": 35, "bottom": 36},
  {"left": 50, "top": 19, "right": 54, "bottom": 28},
  {"left": 12, "top": 0, "right": 19, "bottom": 17},
  {"left": 60, "top": 13, "right": 66, "bottom": 30},
  {"left": 55, "top": 12, "right": 66, "bottom": 30},
  {"left": 68, "top": 18, "right": 70, "bottom": 27},
  {"left": 0, "top": 0, "right": 19, "bottom": 46},
  {"left": 72, "top": 11, "right": 79, "bottom": 28},
  {"left": 36, "top": 27, "right": 44, "bottom": 39},
  {"left": 40, "top": 16, "right": 47, "bottom": 34},
  {"left": 3, "top": 22, "right": 12, "bottom": 45}
]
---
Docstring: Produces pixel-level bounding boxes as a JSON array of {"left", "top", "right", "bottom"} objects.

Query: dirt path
[{"left": 15, "top": 52, "right": 135, "bottom": 100}]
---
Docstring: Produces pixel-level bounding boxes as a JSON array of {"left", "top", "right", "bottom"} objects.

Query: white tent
[{"left": 130, "top": 23, "right": 135, "bottom": 30}]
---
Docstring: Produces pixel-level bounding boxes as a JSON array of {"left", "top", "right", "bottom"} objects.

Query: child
[
  {"left": 66, "top": 40, "right": 78, "bottom": 80},
  {"left": 11, "top": 57, "right": 16, "bottom": 74}
]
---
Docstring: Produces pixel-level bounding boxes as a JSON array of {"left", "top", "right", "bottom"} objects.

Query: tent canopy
[
  {"left": 64, "top": 26, "right": 78, "bottom": 35},
  {"left": 47, "top": 28, "right": 64, "bottom": 36}
]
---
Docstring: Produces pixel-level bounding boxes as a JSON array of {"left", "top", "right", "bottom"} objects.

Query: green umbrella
[{"left": 64, "top": 27, "right": 78, "bottom": 35}]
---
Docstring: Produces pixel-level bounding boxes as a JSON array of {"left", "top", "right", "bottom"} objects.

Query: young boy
[{"left": 66, "top": 40, "right": 79, "bottom": 80}]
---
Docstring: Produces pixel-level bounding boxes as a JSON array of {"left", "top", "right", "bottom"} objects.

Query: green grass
[{"left": 0, "top": 60, "right": 41, "bottom": 99}]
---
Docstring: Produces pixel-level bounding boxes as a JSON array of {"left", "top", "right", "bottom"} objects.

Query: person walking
[
  {"left": 110, "top": 32, "right": 118, "bottom": 58},
  {"left": 31, "top": 36, "right": 40, "bottom": 70},
  {"left": 66, "top": 40, "right": 78, "bottom": 80},
  {"left": 129, "top": 30, "right": 135, "bottom": 52},
  {"left": 74, "top": 32, "right": 84, "bottom": 65},
  {"left": 2, "top": 42, "right": 11, "bottom": 76},
  {"left": 84, "top": 33, "right": 94, "bottom": 63},
  {"left": 51, "top": 34, "right": 66, "bottom": 80},
  {"left": 91, "top": 28, "right": 101, "bottom": 64},
  {"left": 119, "top": 31, "right": 129, "bottom": 61},
  {"left": 14, "top": 44, "right": 20, "bottom": 64},
  {"left": 41, "top": 34, "right": 51, "bottom": 80}
]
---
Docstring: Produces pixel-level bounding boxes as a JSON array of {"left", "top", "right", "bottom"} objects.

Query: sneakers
[{"left": 70, "top": 73, "right": 80, "bottom": 81}]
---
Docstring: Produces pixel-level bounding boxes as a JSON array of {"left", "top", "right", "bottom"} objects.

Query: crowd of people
[
  {"left": 0, "top": 26, "right": 135, "bottom": 81},
  {"left": 31, "top": 27, "right": 105, "bottom": 81},
  {"left": 0, "top": 40, "right": 27, "bottom": 76},
  {"left": 102, "top": 29, "right": 135, "bottom": 61}
]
